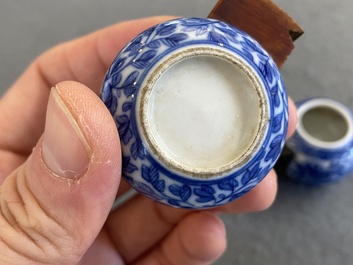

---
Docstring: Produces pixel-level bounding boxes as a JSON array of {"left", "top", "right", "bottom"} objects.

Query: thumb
[{"left": 0, "top": 81, "right": 121, "bottom": 264}]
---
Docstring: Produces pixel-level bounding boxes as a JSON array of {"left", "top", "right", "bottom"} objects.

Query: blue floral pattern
[
  {"left": 101, "top": 18, "right": 288, "bottom": 208},
  {"left": 287, "top": 157, "right": 353, "bottom": 185}
]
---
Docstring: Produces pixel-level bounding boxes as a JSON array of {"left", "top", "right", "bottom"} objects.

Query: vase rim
[{"left": 297, "top": 98, "right": 353, "bottom": 149}]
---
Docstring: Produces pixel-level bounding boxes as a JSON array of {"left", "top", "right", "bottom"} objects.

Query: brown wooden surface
[{"left": 208, "top": 0, "right": 303, "bottom": 68}]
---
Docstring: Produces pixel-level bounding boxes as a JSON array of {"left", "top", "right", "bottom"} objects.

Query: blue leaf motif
[
  {"left": 169, "top": 185, "right": 181, "bottom": 196},
  {"left": 250, "top": 162, "right": 260, "bottom": 179},
  {"left": 216, "top": 26, "right": 239, "bottom": 43},
  {"left": 256, "top": 146, "right": 266, "bottom": 160},
  {"left": 139, "top": 49, "right": 157, "bottom": 61},
  {"left": 196, "top": 25, "right": 209, "bottom": 35},
  {"left": 112, "top": 72, "right": 122, "bottom": 86},
  {"left": 122, "top": 102, "right": 132, "bottom": 112},
  {"left": 264, "top": 61, "right": 275, "bottom": 84},
  {"left": 228, "top": 194, "right": 240, "bottom": 202},
  {"left": 274, "top": 94, "right": 280, "bottom": 107},
  {"left": 124, "top": 175, "right": 134, "bottom": 185},
  {"left": 141, "top": 165, "right": 150, "bottom": 182},
  {"left": 135, "top": 181, "right": 154, "bottom": 195},
  {"left": 281, "top": 91, "right": 289, "bottom": 109},
  {"left": 183, "top": 24, "right": 209, "bottom": 36},
  {"left": 241, "top": 171, "right": 251, "bottom": 185},
  {"left": 218, "top": 194, "right": 226, "bottom": 200},
  {"left": 182, "top": 25, "right": 200, "bottom": 32},
  {"left": 149, "top": 166, "right": 159, "bottom": 183},
  {"left": 179, "top": 185, "right": 192, "bottom": 201},
  {"left": 195, "top": 195, "right": 214, "bottom": 203},
  {"left": 127, "top": 43, "right": 143, "bottom": 56},
  {"left": 142, "top": 25, "right": 157, "bottom": 37},
  {"left": 258, "top": 165, "right": 271, "bottom": 181},
  {"left": 124, "top": 36, "right": 143, "bottom": 56},
  {"left": 258, "top": 61, "right": 266, "bottom": 77},
  {"left": 121, "top": 71, "right": 139, "bottom": 97},
  {"left": 257, "top": 55, "right": 268, "bottom": 76},
  {"left": 194, "top": 185, "right": 216, "bottom": 203},
  {"left": 122, "top": 71, "right": 139, "bottom": 88},
  {"left": 194, "top": 188, "right": 213, "bottom": 197},
  {"left": 270, "top": 84, "right": 281, "bottom": 107},
  {"left": 160, "top": 33, "right": 188, "bottom": 47},
  {"left": 147, "top": 39, "right": 161, "bottom": 49},
  {"left": 202, "top": 185, "right": 216, "bottom": 194},
  {"left": 131, "top": 141, "right": 145, "bottom": 160},
  {"left": 265, "top": 135, "right": 283, "bottom": 162},
  {"left": 122, "top": 156, "right": 138, "bottom": 174},
  {"left": 124, "top": 87, "right": 137, "bottom": 98},
  {"left": 116, "top": 115, "right": 133, "bottom": 144},
  {"left": 141, "top": 165, "right": 165, "bottom": 192},
  {"left": 111, "top": 57, "right": 126, "bottom": 74},
  {"left": 218, "top": 179, "right": 238, "bottom": 191},
  {"left": 168, "top": 199, "right": 180, "bottom": 207},
  {"left": 132, "top": 50, "right": 157, "bottom": 69},
  {"left": 116, "top": 89, "right": 121, "bottom": 98},
  {"left": 272, "top": 113, "right": 283, "bottom": 133},
  {"left": 270, "top": 83, "right": 279, "bottom": 96},
  {"left": 125, "top": 36, "right": 142, "bottom": 51},
  {"left": 103, "top": 90, "right": 118, "bottom": 116},
  {"left": 270, "top": 135, "right": 283, "bottom": 147},
  {"left": 124, "top": 163, "right": 138, "bottom": 174},
  {"left": 244, "top": 37, "right": 263, "bottom": 55},
  {"left": 156, "top": 23, "right": 177, "bottom": 36},
  {"left": 181, "top": 18, "right": 213, "bottom": 27},
  {"left": 208, "top": 31, "right": 229, "bottom": 45},
  {"left": 241, "top": 163, "right": 260, "bottom": 185},
  {"left": 153, "top": 180, "right": 165, "bottom": 193},
  {"left": 229, "top": 185, "right": 255, "bottom": 201},
  {"left": 132, "top": 61, "right": 148, "bottom": 70},
  {"left": 169, "top": 184, "right": 191, "bottom": 201},
  {"left": 242, "top": 49, "right": 253, "bottom": 62},
  {"left": 257, "top": 53, "right": 268, "bottom": 64}
]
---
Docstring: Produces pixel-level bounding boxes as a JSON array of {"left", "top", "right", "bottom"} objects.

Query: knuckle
[{"left": 0, "top": 170, "right": 79, "bottom": 264}]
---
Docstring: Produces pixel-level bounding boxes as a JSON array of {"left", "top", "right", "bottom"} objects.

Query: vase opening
[
  {"left": 139, "top": 48, "right": 268, "bottom": 178},
  {"left": 297, "top": 98, "right": 353, "bottom": 148}
]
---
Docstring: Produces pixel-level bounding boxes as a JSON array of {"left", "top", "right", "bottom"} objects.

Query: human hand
[{"left": 0, "top": 16, "right": 297, "bottom": 264}]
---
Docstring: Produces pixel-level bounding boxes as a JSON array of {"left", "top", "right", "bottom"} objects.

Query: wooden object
[{"left": 208, "top": 0, "right": 303, "bottom": 68}]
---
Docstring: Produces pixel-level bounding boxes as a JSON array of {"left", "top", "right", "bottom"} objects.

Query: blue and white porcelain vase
[
  {"left": 100, "top": 17, "right": 288, "bottom": 208},
  {"left": 286, "top": 98, "right": 353, "bottom": 184}
]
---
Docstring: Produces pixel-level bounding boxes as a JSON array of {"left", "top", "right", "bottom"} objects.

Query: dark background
[{"left": 1, "top": 1, "right": 353, "bottom": 264}]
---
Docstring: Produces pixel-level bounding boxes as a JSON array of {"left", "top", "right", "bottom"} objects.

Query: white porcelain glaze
[
  {"left": 101, "top": 18, "right": 288, "bottom": 208},
  {"left": 139, "top": 49, "right": 265, "bottom": 178}
]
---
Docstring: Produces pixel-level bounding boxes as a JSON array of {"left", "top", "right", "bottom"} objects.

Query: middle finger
[{"left": 104, "top": 168, "right": 277, "bottom": 263}]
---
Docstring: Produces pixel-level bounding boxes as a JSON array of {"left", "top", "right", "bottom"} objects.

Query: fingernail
[{"left": 42, "top": 86, "right": 91, "bottom": 180}]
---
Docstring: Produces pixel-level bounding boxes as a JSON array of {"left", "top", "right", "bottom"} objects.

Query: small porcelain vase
[
  {"left": 286, "top": 98, "right": 353, "bottom": 184},
  {"left": 100, "top": 18, "right": 288, "bottom": 208}
]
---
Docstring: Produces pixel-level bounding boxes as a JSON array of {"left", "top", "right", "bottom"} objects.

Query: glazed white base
[{"left": 147, "top": 55, "right": 260, "bottom": 170}]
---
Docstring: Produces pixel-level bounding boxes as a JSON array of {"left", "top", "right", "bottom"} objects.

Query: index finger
[{"left": 0, "top": 16, "right": 174, "bottom": 157}]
